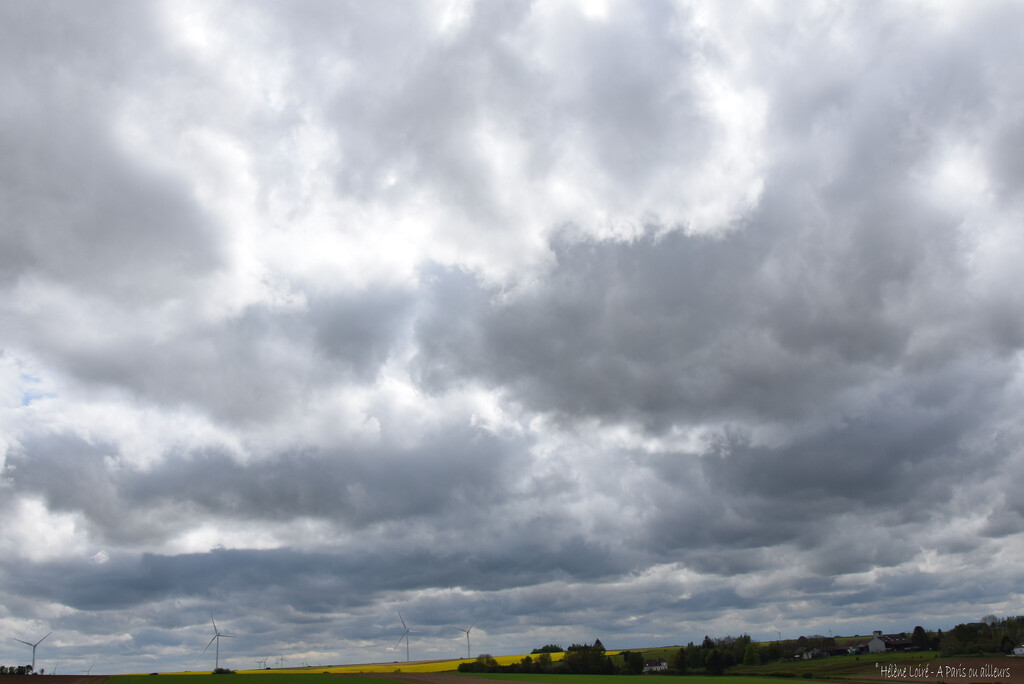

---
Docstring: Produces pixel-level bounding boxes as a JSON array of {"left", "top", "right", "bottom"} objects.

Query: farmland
[
  {"left": 23, "top": 648, "right": 1009, "bottom": 684},
  {"left": 94, "top": 653, "right": 1024, "bottom": 684},
  {"left": 93, "top": 649, "right": 1022, "bottom": 683}
]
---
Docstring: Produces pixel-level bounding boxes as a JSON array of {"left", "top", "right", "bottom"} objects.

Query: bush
[{"left": 532, "top": 644, "right": 564, "bottom": 654}]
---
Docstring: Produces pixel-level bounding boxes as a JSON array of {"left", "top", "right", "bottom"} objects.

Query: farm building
[
  {"left": 847, "top": 641, "right": 870, "bottom": 655},
  {"left": 643, "top": 659, "right": 668, "bottom": 672},
  {"left": 868, "top": 631, "right": 914, "bottom": 653},
  {"left": 1014, "top": 645, "right": 1024, "bottom": 656}
]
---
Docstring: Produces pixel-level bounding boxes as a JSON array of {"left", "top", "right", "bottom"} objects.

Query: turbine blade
[
  {"left": 211, "top": 615, "right": 218, "bottom": 633},
  {"left": 203, "top": 635, "right": 217, "bottom": 653},
  {"left": 397, "top": 610, "right": 407, "bottom": 631},
  {"left": 38, "top": 633, "right": 53, "bottom": 646},
  {"left": 15, "top": 639, "right": 33, "bottom": 646}
]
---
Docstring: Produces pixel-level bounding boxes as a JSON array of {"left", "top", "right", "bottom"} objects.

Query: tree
[
  {"left": 912, "top": 626, "right": 930, "bottom": 651},
  {"left": 705, "top": 650, "right": 725, "bottom": 675},
  {"left": 458, "top": 655, "right": 499, "bottom": 673},
  {"left": 672, "top": 648, "right": 688, "bottom": 674},
  {"left": 687, "top": 643, "right": 703, "bottom": 668},
  {"left": 564, "top": 643, "right": 613, "bottom": 674},
  {"left": 531, "top": 644, "right": 563, "bottom": 654},
  {"left": 620, "top": 651, "right": 645, "bottom": 675}
]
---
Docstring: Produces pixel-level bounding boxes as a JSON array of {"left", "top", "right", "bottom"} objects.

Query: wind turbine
[
  {"left": 14, "top": 632, "right": 51, "bottom": 672},
  {"left": 456, "top": 621, "right": 476, "bottom": 659},
  {"left": 202, "top": 615, "right": 235, "bottom": 670},
  {"left": 394, "top": 611, "right": 413, "bottom": 662}
]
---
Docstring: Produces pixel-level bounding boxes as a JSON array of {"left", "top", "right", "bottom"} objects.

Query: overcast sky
[{"left": 3, "top": 0, "right": 1024, "bottom": 675}]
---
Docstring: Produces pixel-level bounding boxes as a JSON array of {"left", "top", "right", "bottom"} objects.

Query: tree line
[
  {"left": 459, "top": 639, "right": 622, "bottom": 675},
  {"left": 0, "top": 665, "right": 35, "bottom": 675},
  {"left": 938, "top": 615, "right": 1024, "bottom": 656},
  {"left": 458, "top": 637, "right": 754, "bottom": 676}
]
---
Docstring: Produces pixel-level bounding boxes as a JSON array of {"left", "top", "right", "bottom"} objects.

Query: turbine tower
[
  {"left": 394, "top": 611, "right": 413, "bottom": 662},
  {"left": 202, "top": 615, "right": 235, "bottom": 670},
  {"left": 456, "top": 621, "right": 476, "bottom": 659},
  {"left": 14, "top": 632, "right": 51, "bottom": 672}
]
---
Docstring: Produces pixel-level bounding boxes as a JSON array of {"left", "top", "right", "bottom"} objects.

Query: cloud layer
[{"left": 3, "top": 0, "right": 1024, "bottom": 674}]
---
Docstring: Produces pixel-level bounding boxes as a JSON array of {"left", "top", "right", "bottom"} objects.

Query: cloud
[{"left": 3, "top": 0, "right": 1024, "bottom": 675}]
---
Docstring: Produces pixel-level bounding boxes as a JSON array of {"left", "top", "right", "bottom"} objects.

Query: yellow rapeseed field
[{"left": 234, "top": 651, "right": 575, "bottom": 675}]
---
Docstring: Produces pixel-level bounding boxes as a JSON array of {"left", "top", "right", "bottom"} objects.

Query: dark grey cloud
[
  {"left": 6, "top": 420, "right": 521, "bottom": 544},
  {"left": 0, "top": 1, "right": 224, "bottom": 297},
  {"left": 412, "top": 195, "right": 1003, "bottom": 430},
  {"left": 3, "top": 286, "right": 415, "bottom": 425}
]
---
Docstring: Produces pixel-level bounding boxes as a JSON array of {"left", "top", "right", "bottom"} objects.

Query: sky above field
[{"left": 3, "top": 0, "right": 1024, "bottom": 675}]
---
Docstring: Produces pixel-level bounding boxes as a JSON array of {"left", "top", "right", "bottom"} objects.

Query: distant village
[
  {"left": 455, "top": 616, "right": 1024, "bottom": 676},
  {"left": 634, "top": 617, "right": 1024, "bottom": 675}
]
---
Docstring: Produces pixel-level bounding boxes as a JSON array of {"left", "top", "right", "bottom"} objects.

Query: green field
[
  {"left": 108, "top": 677, "right": 824, "bottom": 684},
  {"left": 476, "top": 676, "right": 781, "bottom": 684}
]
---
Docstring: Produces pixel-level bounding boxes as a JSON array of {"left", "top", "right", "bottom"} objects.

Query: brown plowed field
[{"left": 0, "top": 678, "right": 109, "bottom": 684}]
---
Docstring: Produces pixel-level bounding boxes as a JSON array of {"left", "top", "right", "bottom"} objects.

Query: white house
[
  {"left": 643, "top": 659, "right": 668, "bottom": 672},
  {"left": 1014, "top": 645, "right": 1024, "bottom": 657}
]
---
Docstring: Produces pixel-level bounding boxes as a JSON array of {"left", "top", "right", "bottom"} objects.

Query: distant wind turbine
[
  {"left": 394, "top": 611, "right": 414, "bottom": 662},
  {"left": 14, "top": 632, "right": 51, "bottom": 672},
  {"left": 456, "top": 621, "right": 476, "bottom": 659},
  {"left": 202, "top": 615, "right": 235, "bottom": 670}
]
